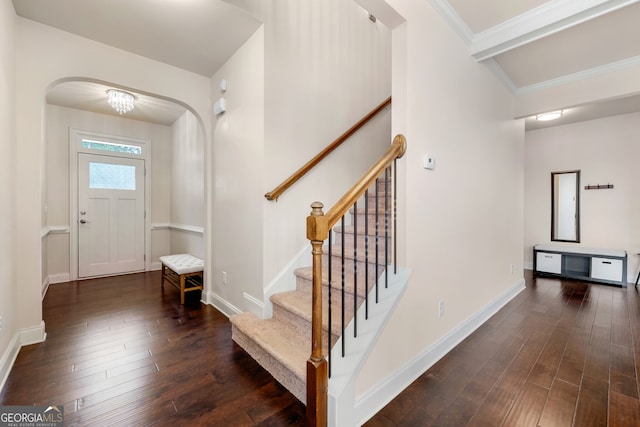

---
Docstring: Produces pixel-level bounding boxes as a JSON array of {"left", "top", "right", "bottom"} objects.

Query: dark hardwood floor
[
  {"left": 366, "top": 270, "right": 640, "bottom": 427},
  {"left": 0, "top": 271, "right": 306, "bottom": 426},
  {"left": 2, "top": 270, "right": 639, "bottom": 426}
]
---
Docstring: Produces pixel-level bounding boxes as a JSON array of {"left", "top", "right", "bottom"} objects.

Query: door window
[{"left": 89, "top": 162, "right": 136, "bottom": 190}]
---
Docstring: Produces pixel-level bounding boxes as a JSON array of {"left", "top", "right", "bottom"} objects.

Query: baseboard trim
[
  {"left": 42, "top": 276, "right": 50, "bottom": 300},
  {"left": 0, "top": 321, "right": 47, "bottom": 393},
  {"left": 355, "top": 278, "right": 525, "bottom": 425},
  {"left": 0, "top": 334, "right": 21, "bottom": 393},
  {"left": 49, "top": 273, "right": 71, "bottom": 285},
  {"left": 202, "top": 291, "right": 241, "bottom": 318},
  {"left": 243, "top": 292, "right": 264, "bottom": 318},
  {"left": 20, "top": 321, "right": 47, "bottom": 347}
]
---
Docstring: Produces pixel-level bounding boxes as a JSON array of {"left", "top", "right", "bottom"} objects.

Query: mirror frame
[{"left": 551, "top": 170, "right": 580, "bottom": 243}]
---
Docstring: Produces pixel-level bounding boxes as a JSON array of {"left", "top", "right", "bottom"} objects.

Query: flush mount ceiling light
[
  {"left": 107, "top": 89, "right": 135, "bottom": 114},
  {"left": 535, "top": 110, "right": 563, "bottom": 121}
]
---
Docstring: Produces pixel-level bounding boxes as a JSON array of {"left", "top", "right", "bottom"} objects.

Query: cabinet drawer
[
  {"left": 591, "top": 257, "right": 623, "bottom": 282},
  {"left": 536, "top": 252, "right": 561, "bottom": 274}
]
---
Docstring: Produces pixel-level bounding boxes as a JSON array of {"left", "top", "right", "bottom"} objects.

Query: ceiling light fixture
[
  {"left": 535, "top": 110, "right": 563, "bottom": 121},
  {"left": 107, "top": 89, "right": 135, "bottom": 114}
]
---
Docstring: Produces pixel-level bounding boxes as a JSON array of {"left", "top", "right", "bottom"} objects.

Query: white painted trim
[
  {"left": 516, "top": 54, "right": 640, "bottom": 96},
  {"left": 329, "top": 268, "right": 411, "bottom": 427},
  {"left": 483, "top": 58, "right": 518, "bottom": 93},
  {"left": 42, "top": 276, "right": 50, "bottom": 300},
  {"left": 243, "top": 292, "right": 265, "bottom": 318},
  {"left": 20, "top": 321, "right": 47, "bottom": 347},
  {"left": 355, "top": 277, "right": 526, "bottom": 425},
  {"left": 427, "top": 0, "right": 473, "bottom": 45},
  {"left": 201, "top": 291, "right": 241, "bottom": 318},
  {"left": 470, "top": 0, "right": 639, "bottom": 61},
  {"left": 0, "top": 323, "right": 47, "bottom": 393},
  {"left": 49, "top": 273, "right": 71, "bottom": 285},
  {"left": 48, "top": 226, "right": 70, "bottom": 234},
  {"left": 0, "top": 334, "right": 21, "bottom": 393},
  {"left": 169, "top": 223, "right": 204, "bottom": 235},
  {"left": 524, "top": 261, "right": 534, "bottom": 271},
  {"left": 41, "top": 226, "right": 71, "bottom": 238},
  {"left": 151, "top": 223, "right": 170, "bottom": 231},
  {"left": 263, "top": 244, "right": 311, "bottom": 318},
  {"left": 150, "top": 261, "right": 162, "bottom": 271},
  {"left": 69, "top": 128, "right": 151, "bottom": 280}
]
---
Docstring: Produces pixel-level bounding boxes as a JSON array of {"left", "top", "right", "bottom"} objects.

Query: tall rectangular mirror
[{"left": 551, "top": 170, "right": 580, "bottom": 242}]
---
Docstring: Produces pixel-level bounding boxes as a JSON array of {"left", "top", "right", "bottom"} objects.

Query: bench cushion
[{"left": 159, "top": 254, "right": 204, "bottom": 275}]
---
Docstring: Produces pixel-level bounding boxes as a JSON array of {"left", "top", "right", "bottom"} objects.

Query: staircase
[{"left": 230, "top": 177, "right": 392, "bottom": 404}]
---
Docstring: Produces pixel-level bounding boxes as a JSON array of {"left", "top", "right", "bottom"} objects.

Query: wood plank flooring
[
  {"left": 366, "top": 270, "right": 640, "bottom": 426},
  {"left": 2, "top": 270, "right": 639, "bottom": 426},
  {"left": 0, "top": 271, "right": 306, "bottom": 426}
]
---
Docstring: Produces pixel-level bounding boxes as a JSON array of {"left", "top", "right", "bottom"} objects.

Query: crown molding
[
  {"left": 516, "top": 54, "right": 640, "bottom": 95},
  {"left": 428, "top": 0, "right": 474, "bottom": 45},
  {"left": 483, "top": 58, "right": 518, "bottom": 93},
  {"left": 470, "top": 0, "right": 640, "bottom": 61}
]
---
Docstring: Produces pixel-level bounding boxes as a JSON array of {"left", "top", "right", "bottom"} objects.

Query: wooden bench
[{"left": 159, "top": 254, "right": 204, "bottom": 304}]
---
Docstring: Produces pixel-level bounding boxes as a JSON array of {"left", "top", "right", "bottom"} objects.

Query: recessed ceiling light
[{"left": 535, "top": 110, "right": 563, "bottom": 121}]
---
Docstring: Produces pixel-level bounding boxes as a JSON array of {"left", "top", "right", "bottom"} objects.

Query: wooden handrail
[
  {"left": 305, "top": 134, "right": 406, "bottom": 426},
  {"left": 265, "top": 96, "right": 392, "bottom": 201},
  {"left": 324, "top": 134, "right": 406, "bottom": 228}
]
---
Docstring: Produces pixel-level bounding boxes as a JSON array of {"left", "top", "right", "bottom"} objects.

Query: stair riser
[
  {"left": 231, "top": 327, "right": 306, "bottom": 404},
  {"left": 334, "top": 233, "right": 392, "bottom": 258},
  {"left": 272, "top": 301, "right": 342, "bottom": 349},
  {"left": 296, "top": 266, "right": 381, "bottom": 299},
  {"left": 373, "top": 175, "right": 392, "bottom": 192},
  {"left": 363, "top": 194, "right": 393, "bottom": 210},
  {"left": 349, "top": 211, "right": 392, "bottom": 227}
]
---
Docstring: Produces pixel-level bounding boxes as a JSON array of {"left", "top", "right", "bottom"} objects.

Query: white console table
[{"left": 534, "top": 244, "right": 627, "bottom": 287}]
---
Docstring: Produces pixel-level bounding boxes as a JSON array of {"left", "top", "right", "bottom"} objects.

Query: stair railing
[
  {"left": 305, "top": 134, "right": 406, "bottom": 426},
  {"left": 264, "top": 96, "right": 392, "bottom": 202}
]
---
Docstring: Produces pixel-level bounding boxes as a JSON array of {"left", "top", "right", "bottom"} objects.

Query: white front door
[{"left": 78, "top": 153, "right": 145, "bottom": 278}]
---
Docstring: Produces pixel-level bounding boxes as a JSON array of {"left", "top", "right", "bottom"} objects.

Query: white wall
[
  {"left": 524, "top": 112, "right": 640, "bottom": 280},
  {"left": 211, "top": 1, "right": 392, "bottom": 315},
  {"left": 44, "top": 104, "right": 173, "bottom": 280},
  {"left": 355, "top": 0, "right": 524, "bottom": 415},
  {"left": 210, "top": 27, "right": 265, "bottom": 314},
  {"left": 0, "top": 1, "right": 17, "bottom": 387},
  {"left": 15, "top": 17, "right": 211, "bottom": 336},
  {"left": 261, "top": 0, "right": 392, "bottom": 285},
  {"left": 169, "top": 111, "right": 204, "bottom": 259}
]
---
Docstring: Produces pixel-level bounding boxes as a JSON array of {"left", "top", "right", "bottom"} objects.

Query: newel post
[{"left": 306, "top": 201, "right": 328, "bottom": 427}]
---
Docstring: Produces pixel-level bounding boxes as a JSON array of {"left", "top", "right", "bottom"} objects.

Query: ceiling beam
[{"left": 470, "top": 0, "right": 640, "bottom": 61}]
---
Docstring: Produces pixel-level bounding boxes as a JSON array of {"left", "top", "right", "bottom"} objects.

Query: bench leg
[
  {"left": 161, "top": 264, "right": 166, "bottom": 288},
  {"left": 180, "top": 274, "right": 186, "bottom": 305}
]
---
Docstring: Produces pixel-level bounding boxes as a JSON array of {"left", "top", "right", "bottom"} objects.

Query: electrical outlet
[
  {"left": 510, "top": 263, "right": 514, "bottom": 275},
  {"left": 438, "top": 301, "right": 445, "bottom": 318},
  {"left": 222, "top": 271, "right": 227, "bottom": 285},
  {"left": 0, "top": 316, "right": 3, "bottom": 336}
]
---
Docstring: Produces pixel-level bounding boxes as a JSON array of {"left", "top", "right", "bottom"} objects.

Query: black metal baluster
[
  {"left": 328, "top": 228, "right": 332, "bottom": 377},
  {"left": 393, "top": 159, "right": 397, "bottom": 275},
  {"left": 375, "top": 177, "right": 379, "bottom": 303},
  {"left": 364, "top": 189, "right": 369, "bottom": 319},
  {"left": 353, "top": 201, "right": 357, "bottom": 338},
  {"left": 385, "top": 167, "right": 389, "bottom": 288},
  {"left": 341, "top": 215, "right": 346, "bottom": 358}
]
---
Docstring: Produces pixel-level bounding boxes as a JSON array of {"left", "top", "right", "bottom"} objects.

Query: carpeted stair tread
[
  {"left": 333, "top": 224, "right": 394, "bottom": 237},
  {"left": 230, "top": 312, "right": 308, "bottom": 402},
  {"left": 271, "top": 290, "right": 356, "bottom": 341},
  {"left": 324, "top": 245, "right": 389, "bottom": 265},
  {"left": 294, "top": 265, "right": 379, "bottom": 298}
]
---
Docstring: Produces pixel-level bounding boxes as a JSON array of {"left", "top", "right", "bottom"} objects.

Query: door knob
[{"left": 80, "top": 219, "right": 88, "bottom": 224}]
